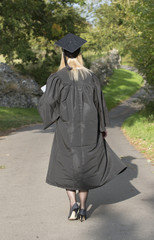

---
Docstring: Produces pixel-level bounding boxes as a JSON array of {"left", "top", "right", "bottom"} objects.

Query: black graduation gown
[{"left": 37, "top": 67, "right": 127, "bottom": 190}]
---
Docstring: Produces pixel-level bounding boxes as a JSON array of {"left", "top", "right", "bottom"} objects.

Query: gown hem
[{"left": 45, "top": 165, "right": 127, "bottom": 190}]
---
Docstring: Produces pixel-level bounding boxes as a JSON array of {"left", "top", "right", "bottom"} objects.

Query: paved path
[{"left": 0, "top": 90, "right": 154, "bottom": 240}]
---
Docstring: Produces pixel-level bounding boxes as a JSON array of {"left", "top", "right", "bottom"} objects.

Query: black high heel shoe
[
  {"left": 68, "top": 202, "right": 79, "bottom": 220},
  {"left": 78, "top": 208, "right": 87, "bottom": 222}
]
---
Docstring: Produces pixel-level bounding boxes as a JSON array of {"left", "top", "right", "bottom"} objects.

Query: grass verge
[
  {"left": 122, "top": 102, "right": 154, "bottom": 165},
  {"left": 0, "top": 107, "right": 42, "bottom": 135},
  {"left": 103, "top": 68, "right": 144, "bottom": 110}
]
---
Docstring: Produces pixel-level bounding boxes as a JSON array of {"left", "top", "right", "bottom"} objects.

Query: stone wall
[
  {"left": 0, "top": 49, "right": 121, "bottom": 108},
  {"left": 90, "top": 48, "right": 121, "bottom": 87},
  {"left": 0, "top": 62, "right": 42, "bottom": 108}
]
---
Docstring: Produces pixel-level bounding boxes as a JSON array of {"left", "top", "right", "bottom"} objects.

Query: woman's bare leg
[
  {"left": 79, "top": 190, "right": 88, "bottom": 209},
  {"left": 66, "top": 189, "right": 76, "bottom": 207}
]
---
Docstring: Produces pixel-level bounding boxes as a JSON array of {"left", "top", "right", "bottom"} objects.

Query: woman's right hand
[{"left": 102, "top": 131, "right": 107, "bottom": 138}]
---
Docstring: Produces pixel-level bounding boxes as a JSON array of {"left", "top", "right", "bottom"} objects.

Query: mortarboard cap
[
  {"left": 55, "top": 33, "right": 87, "bottom": 70},
  {"left": 55, "top": 33, "right": 87, "bottom": 53}
]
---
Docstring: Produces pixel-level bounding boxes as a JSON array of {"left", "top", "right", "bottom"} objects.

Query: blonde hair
[{"left": 58, "top": 52, "right": 90, "bottom": 81}]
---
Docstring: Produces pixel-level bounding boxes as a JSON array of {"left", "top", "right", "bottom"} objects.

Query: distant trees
[
  {"left": 129, "top": 0, "right": 154, "bottom": 86},
  {"left": 85, "top": 0, "right": 154, "bottom": 86}
]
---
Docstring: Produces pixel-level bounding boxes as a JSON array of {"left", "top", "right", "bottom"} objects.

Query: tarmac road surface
[{"left": 0, "top": 89, "right": 154, "bottom": 240}]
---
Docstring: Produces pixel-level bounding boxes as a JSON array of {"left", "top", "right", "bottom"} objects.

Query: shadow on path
[{"left": 76, "top": 155, "right": 139, "bottom": 218}]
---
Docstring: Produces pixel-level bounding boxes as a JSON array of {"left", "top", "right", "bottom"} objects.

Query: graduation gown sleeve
[
  {"left": 92, "top": 73, "right": 110, "bottom": 132},
  {"left": 37, "top": 73, "right": 64, "bottom": 129}
]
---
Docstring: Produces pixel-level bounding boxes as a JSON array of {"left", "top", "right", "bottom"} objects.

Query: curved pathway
[{"left": 0, "top": 90, "right": 154, "bottom": 240}]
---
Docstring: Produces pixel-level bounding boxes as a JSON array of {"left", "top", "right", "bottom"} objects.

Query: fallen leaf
[{"left": 0, "top": 165, "right": 6, "bottom": 169}]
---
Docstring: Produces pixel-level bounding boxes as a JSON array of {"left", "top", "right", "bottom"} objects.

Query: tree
[
  {"left": 87, "top": 0, "right": 154, "bottom": 86},
  {"left": 0, "top": 0, "right": 87, "bottom": 64},
  {"left": 128, "top": 0, "right": 154, "bottom": 86}
]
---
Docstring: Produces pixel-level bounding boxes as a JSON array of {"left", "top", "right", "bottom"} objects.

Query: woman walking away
[{"left": 37, "top": 33, "right": 127, "bottom": 222}]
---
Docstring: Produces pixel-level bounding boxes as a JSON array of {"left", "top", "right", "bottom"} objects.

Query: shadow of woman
[{"left": 76, "top": 156, "right": 139, "bottom": 218}]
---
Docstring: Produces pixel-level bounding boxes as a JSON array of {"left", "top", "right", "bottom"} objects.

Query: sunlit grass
[
  {"left": 122, "top": 102, "right": 154, "bottom": 164},
  {"left": 103, "top": 68, "right": 144, "bottom": 110}
]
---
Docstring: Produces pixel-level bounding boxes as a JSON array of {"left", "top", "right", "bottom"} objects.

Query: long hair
[{"left": 58, "top": 52, "right": 90, "bottom": 81}]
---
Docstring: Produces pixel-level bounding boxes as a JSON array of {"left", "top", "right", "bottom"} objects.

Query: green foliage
[
  {"left": 121, "top": 53, "right": 134, "bottom": 66},
  {"left": 16, "top": 52, "right": 61, "bottom": 86},
  {"left": 82, "top": 50, "right": 106, "bottom": 68},
  {"left": 85, "top": 0, "right": 154, "bottom": 86},
  {"left": 128, "top": 0, "right": 154, "bottom": 86},
  {"left": 103, "top": 68, "right": 143, "bottom": 110},
  {"left": 88, "top": 1, "right": 132, "bottom": 53},
  {"left": 0, "top": 0, "right": 87, "bottom": 65}
]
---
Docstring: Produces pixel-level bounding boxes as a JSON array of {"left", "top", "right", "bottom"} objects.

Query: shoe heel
[
  {"left": 68, "top": 202, "right": 79, "bottom": 220},
  {"left": 79, "top": 215, "right": 86, "bottom": 222},
  {"left": 78, "top": 209, "right": 86, "bottom": 222}
]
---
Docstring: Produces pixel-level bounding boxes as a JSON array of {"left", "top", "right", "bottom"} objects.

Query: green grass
[
  {"left": 103, "top": 68, "right": 144, "bottom": 110},
  {"left": 122, "top": 102, "right": 154, "bottom": 163},
  {"left": 0, "top": 107, "right": 42, "bottom": 134}
]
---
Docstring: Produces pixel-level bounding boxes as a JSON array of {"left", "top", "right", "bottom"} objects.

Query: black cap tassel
[{"left": 62, "top": 49, "right": 72, "bottom": 71}]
